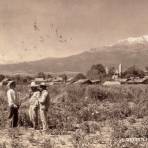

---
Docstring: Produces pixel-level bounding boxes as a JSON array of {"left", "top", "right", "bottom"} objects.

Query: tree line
[
  {"left": 0, "top": 64, "right": 146, "bottom": 84},
  {"left": 74, "top": 64, "right": 147, "bottom": 82}
]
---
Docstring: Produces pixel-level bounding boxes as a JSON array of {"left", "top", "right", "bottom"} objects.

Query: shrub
[
  {"left": 66, "top": 85, "right": 86, "bottom": 103},
  {"left": 87, "top": 64, "right": 106, "bottom": 80},
  {"left": 86, "top": 85, "right": 108, "bottom": 102},
  {"left": 37, "top": 72, "right": 46, "bottom": 79},
  {"left": 123, "top": 65, "right": 145, "bottom": 78},
  {"left": 71, "top": 73, "right": 86, "bottom": 83}
]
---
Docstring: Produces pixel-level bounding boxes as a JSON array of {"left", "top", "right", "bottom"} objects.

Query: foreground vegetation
[{"left": 0, "top": 84, "right": 148, "bottom": 147}]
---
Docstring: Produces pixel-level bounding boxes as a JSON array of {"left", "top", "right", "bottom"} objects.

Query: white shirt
[
  {"left": 39, "top": 90, "right": 48, "bottom": 103},
  {"left": 7, "top": 89, "right": 18, "bottom": 107},
  {"left": 29, "top": 91, "right": 40, "bottom": 107},
  {"left": 39, "top": 90, "right": 50, "bottom": 110}
]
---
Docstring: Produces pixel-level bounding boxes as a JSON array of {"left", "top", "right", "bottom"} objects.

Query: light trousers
[
  {"left": 29, "top": 106, "right": 38, "bottom": 129},
  {"left": 40, "top": 109, "right": 48, "bottom": 130}
]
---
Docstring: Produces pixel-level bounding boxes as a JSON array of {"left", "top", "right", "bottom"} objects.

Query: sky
[{"left": 1, "top": 0, "right": 148, "bottom": 63}]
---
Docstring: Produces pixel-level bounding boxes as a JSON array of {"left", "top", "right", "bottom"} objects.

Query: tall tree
[
  {"left": 87, "top": 64, "right": 106, "bottom": 80},
  {"left": 123, "top": 65, "right": 145, "bottom": 78}
]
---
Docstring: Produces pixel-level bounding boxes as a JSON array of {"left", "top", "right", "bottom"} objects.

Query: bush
[
  {"left": 71, "top": 73, "right": 86, "bottom": 83},
  {"left": 66, "top": 85, "right": 86, "bottom": 103},
  {"left": 37, "top": 72, "right": 46, "bottom": 79},
  {"left": 87, "top": 64, "right": 106, "bottom": 80},
  {"left": 86, "top": 85, "right": 108, "bottom": 102},
  {"left": 123, "top": 65, "right": 145, "bottom": 78}
]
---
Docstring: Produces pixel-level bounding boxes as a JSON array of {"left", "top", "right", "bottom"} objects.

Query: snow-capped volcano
[
  {"left": 89, "top": 35, "right": 148, "bottom": 53},
  {"left": 113, "top": 35, "right": 148, "bottom": 46},
  {"left": 1, "top": 35, "right": 148, "bottom": 74}
]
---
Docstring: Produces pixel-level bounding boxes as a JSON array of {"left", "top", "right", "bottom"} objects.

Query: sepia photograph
[{"left": 0, "top": 0, "right": 148, "bottom": 147}]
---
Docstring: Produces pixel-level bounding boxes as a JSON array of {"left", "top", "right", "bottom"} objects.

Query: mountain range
[{"left": 1, "top": 35, "right": 148, "bottom": 74}]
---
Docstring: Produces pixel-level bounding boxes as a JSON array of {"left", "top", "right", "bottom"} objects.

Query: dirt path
[
  {"left": 0, "top": 128, "right": 73, "bottom": 148},
  {"left": 0, "top": 126, "right": 112, "bottom": 148}
]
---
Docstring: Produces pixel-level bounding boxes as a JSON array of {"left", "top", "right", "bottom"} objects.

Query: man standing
[
  {"left": 39, "top": 82, "right": 50, "bottom": 131},
  {"left": 7, "top": 81, "right": 19, "bottom": 128},
  {"left": 29, "top": 82, "right": 40, "bottom": 129}
]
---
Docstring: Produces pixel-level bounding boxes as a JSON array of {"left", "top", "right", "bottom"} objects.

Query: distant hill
[{"left": 1, "top": 35, "right": 148, "bottom": 74}]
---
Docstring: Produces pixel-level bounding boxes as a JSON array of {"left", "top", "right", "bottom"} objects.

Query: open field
[{"left": 0, "top": 84, "right": 148, "bottom": 148}]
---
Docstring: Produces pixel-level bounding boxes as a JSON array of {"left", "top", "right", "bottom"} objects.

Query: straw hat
[
  {"left": 30, "top": 81, "right": 38, "bottom": 87},
  {"left": 7, "top": 81, "right": 16, "bottom": 87},
  {"left": 40, "top": 82, "right": 47, "bottom": 86}
]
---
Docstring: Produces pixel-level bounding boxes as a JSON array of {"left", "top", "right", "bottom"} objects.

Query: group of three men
[{"left": 7, "top": 80, "right": 50, "bottom": 131}]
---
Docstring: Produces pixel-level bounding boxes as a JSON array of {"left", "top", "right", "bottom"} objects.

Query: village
[
  {"left": 1, "top": 64, "right": 148, "bottom": 87},
  {"left": 25, "top": 64, "right": 148, "bottom": 86},
  {"left": 33, "top": 64, "right": 148, "bottom": 86}
]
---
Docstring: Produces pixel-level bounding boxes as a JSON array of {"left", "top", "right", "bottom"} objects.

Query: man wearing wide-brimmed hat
[
  {"left": 28, "top": 81, "right": 40, "bottom": 129},
  {"left": 39, "top": 82, "right": 50, "bottom": 131},
  {"left": 7, "top": 81, "right": 19, "bottom": 128}
]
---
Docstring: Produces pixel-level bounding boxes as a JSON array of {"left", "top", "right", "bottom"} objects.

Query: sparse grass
[
  {"left": 1, "top": 83, "right": 148, "bottom": 147},
  {"left": 1, "top": 84, "right": 148, "bottom": 126}
]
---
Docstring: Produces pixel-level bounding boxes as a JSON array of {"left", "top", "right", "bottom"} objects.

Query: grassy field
[{"left": 0, "top": 84, "right": 148, "bottom": 147}]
